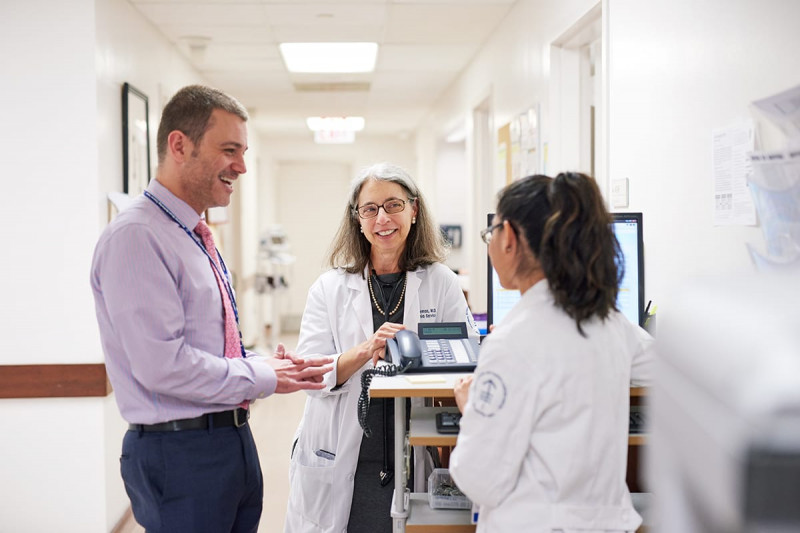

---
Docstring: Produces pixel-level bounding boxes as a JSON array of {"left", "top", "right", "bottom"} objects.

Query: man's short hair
[{"left": 156, "top": 85, "right": 248, "bottom": 163}]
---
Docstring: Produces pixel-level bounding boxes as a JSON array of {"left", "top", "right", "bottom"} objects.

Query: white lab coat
[
  {"left": 450, "top": 280, "right": 654, "bottom": 533},
  {"left": 285, "top": 263, "right": 476, "bottom": 533}
]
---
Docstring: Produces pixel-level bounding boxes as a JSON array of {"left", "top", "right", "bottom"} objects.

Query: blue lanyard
[{"left": 144, "top": 190, "right": 246, "bottom": 358}]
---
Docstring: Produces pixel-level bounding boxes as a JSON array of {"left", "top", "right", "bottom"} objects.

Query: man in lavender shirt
[{"left": 91, "top": 85, "right": 333, "bottom": 533}]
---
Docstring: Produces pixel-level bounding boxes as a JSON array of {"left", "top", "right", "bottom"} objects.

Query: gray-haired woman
[{"left": 284, "top": 162, "right": 477, "bottom": 533}]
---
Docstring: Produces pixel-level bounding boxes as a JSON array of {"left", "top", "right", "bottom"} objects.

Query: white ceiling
[{"left": 128, "top": 0, "right": 518, "bottom": 138}]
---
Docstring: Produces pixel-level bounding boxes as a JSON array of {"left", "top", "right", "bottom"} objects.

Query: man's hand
[{"left": 264, "top": 352, "right": 334, "bottom": 393}]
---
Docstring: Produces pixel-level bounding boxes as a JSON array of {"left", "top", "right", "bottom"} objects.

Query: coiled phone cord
[{"left": 358, "top": 362, "right": 412, "bottom": 437}]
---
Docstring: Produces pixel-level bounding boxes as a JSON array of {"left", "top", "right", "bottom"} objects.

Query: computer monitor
[{"left": 487, "top": 212, "right": 645, "bottom": 329}]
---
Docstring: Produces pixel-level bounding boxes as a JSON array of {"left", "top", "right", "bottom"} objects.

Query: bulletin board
[{"left": 497, "top": 105, "right": 540, "bottom": 185}]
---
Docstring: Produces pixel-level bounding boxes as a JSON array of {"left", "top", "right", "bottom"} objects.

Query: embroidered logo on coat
[{"left": 472, "top": 371, "right": 506, "bottom": 417}]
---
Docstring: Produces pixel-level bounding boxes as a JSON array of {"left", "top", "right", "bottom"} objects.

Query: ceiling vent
[{"left": 293, "top": 82, "right": 370, "bottom": 92}]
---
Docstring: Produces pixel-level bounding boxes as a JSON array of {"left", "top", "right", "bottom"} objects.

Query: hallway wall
[
  {"left": 606, "top": 0, "right": 800, "bottom": 306},
  {"left": 1, "top": 0, "right": 208, "bottom": 530},
  {"left": 419, "top": 0, "right": 800, "bottom": 321},
  {"left": 417, "top": 0, "right": 600, "bottom": 314}
]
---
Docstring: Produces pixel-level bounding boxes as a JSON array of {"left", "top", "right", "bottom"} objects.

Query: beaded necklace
[{"left": 368, "top": 271, "right": 407, "bottom": 316}]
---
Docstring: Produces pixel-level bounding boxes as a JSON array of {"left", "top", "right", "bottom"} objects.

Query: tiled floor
[{"left": 129, "top": 332, "right": 305, "bottom": 533}]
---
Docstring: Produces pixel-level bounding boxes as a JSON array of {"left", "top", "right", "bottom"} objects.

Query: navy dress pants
[{"left": 121, "top": 423, "right": 263, "bottom": 533}]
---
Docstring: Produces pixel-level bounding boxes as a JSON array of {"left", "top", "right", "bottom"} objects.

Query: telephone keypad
[{"left": 424, "top": 340, "right": 457, "bottom": 365}]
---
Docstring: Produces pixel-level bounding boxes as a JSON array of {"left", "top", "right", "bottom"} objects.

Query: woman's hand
[
  {"left": 454, "top": 375, "right": 473, "bottom": 413},
  {"left": 335, "top": 323, "right": 406, "bottom": 385},
  {"left": 367, "top": 322, "right": 406, "bottom": 366}
]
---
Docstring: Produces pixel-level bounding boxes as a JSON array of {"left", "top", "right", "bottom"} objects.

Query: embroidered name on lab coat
[
  {"left": 420, "top": 307, "right": 437, "bottom": 319},
  {"left": 472, "top": 372, "right": 507, "bottom": 417}
]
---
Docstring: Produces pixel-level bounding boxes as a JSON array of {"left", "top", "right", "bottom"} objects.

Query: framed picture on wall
[
  {"left": 122, "top": 82, "right": 151, "bottom": 197},
  {"left": 440, "top": 224, "right": 463, "bottom": 249}
]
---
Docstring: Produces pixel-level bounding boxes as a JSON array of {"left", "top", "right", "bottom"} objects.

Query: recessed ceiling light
[
  {"left": 306, "top": 116, "right": 365, "bottom": 132},
  {"left": 306, "top": 116, "right": 365, "bottom": 144},
  {"left": 280, "top": 43, "right": 378, "bottom": 73}
]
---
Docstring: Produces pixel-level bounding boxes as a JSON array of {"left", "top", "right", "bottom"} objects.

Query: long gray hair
[{"left": 327, "top": 162, "right": 448, "bottom": 275}]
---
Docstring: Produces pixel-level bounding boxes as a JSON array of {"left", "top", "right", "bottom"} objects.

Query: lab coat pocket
[{"left": 288, "top": 459, "right": 336, "bottom": 529}]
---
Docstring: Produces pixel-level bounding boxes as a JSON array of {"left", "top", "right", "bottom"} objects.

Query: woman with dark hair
[
  {"left": 450, "top": 172, "right": 654, "bottom": 532},
  {"left": 285, "top": 162, "right": 477, "bottom": 533}
]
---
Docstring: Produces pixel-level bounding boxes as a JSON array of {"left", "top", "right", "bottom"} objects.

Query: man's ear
[{"left": 167, "top": 130, "right": 191, "bottom": 163}]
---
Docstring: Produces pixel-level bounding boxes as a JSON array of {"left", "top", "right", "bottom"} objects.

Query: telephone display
[{"left": 385, "top": 322, "right": 479, "bottom": 373}]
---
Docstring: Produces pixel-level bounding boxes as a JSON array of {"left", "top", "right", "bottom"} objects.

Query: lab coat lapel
[
  {"left": 404, "top": 267, "right": 424, "bottom": 333},
  {"left": 348, "top": 269, "right": 374, "bottom": 340}
]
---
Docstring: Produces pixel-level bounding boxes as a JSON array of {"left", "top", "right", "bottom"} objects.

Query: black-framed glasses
[
  {"left": 354, "top": 198, "right": 416, "bottom": 219},
  {"left": 480, "top": 221, "right": 504, "bottom": 244}
]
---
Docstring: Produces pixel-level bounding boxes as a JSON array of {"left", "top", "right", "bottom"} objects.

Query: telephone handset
[
  {"left": 385, "top": 322, "right": 479, "bottom": 373},
  {"left": 386, "top": 329, "right": 423, "bottom": 369},
  {"left": 358, "top": 322, "right": 479, "bottom": 437}
]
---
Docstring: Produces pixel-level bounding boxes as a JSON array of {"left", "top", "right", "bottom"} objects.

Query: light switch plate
[{"left": 612, "top": 178, "right": 629, "bottom": 208}]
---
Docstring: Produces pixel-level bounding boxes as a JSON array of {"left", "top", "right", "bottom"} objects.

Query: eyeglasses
[
  {"left": 354, "top": 198, "right": 415, "bottom": 219},
  {"left": 480, "top": 221, "right": 504, "bottom": 244}
]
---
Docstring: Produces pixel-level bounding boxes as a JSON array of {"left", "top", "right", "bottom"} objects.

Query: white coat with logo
[
  {"left": 450, "top": 280, "right": 654, "bottom": 533},
  {"left": 285, "top": 263, "right": 476, "bottom": 533}
]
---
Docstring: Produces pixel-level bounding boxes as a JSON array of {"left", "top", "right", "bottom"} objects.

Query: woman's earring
[
  {"left": 412, "top": 217, "right": 416, "bottom": 224},
  {"left": 360, "top": 226, "right": 364, "bottom": 233}
]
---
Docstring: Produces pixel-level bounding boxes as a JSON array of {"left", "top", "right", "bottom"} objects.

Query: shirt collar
[{"left": 147, "top": 179, "right": 203, "bottom": 230}]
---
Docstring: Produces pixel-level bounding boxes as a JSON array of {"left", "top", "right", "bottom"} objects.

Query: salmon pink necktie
[{"left": 194, "top": 220, "right": 249, "bottom": 409}]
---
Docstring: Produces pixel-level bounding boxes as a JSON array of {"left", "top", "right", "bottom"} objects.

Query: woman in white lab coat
[
  {"left": 285, "top": 163, "right": 476, "bottom": 533},
  {"left": 450, "top": 172, "right": 655, "bottom": 533}
]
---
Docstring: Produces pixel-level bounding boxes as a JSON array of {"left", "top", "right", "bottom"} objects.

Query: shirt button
[
  {"left": 258, "top": 393, "right": 265, "bottom": 398},
  {"left": 348, "top": 474, "right": 354, "bottom": 481}
]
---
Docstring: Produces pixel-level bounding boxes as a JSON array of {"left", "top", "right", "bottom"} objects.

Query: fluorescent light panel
[
  {"left": 280, "top": 42, "right": 378, "bottom": 73},
  {"left": 306, "top": 116, "right": 365, "bottom": 132}
]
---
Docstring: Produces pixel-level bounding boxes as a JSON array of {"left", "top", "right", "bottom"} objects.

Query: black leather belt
[{"left": 128, "top": 408, "right": 249, "bottom": 433}]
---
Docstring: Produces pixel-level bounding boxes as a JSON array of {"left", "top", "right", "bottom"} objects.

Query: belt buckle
[{"left": 233, "top": 408, "right": 248, "bottom": 428}]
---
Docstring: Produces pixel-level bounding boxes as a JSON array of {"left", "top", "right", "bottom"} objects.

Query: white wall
[
  {"left": 0, "top": 0, "right": 104, "bottom": 530},
  {"left": 606, "top": 0, "right": 800, "bottom": 312},
  {"left": 418, "top": 0, "right": 599, "bottom": 313},
  {"left": 0, "top": 0, "right": 209, "bottom": 530},
  {"left": 1, "top": 0, "right": 98, "bottom": 366},
  {"left": 434, "top": 141, "right": 469, "bottom": 271},
  {"left": 275, "top": 161, "right": 352, "bottom": 321}
]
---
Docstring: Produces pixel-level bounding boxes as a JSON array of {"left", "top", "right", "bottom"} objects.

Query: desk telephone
[
  {"left": 358, "top": 322, "right": 479, "bottom": 437},
  {"left": 385, "top": 322, "right": 479, "bottom": 373}
]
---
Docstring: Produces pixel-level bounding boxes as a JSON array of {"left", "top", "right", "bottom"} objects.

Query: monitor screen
[{"left": 487, "top": 212, "right": 645, "bottom": 329}]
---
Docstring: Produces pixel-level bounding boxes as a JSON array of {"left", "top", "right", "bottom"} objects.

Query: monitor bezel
[{"left": 611, "top": 211, "right": 645, "bottom": 327}]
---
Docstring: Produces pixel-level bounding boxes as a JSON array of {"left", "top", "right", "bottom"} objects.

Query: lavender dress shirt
[{"left": 91, "top": 179, "right": 276, "bottom": 424}]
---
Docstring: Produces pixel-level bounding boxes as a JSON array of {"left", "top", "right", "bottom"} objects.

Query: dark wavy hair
[
  {"left": 496, "top": 172, "right": 623, "bottom": 335},
  {"left": 328, "top": 162, "right": 448, "bottom": 275}
]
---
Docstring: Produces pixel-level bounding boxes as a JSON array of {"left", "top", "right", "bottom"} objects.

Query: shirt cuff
[{"left": 247, "top": 357, "right": 278, "bottom": 399}]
